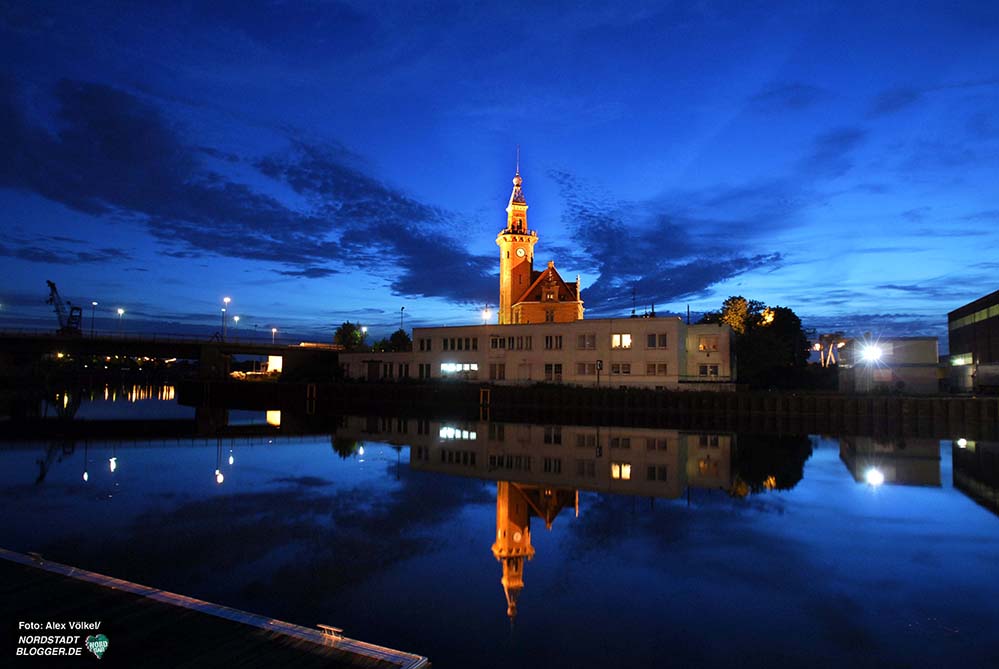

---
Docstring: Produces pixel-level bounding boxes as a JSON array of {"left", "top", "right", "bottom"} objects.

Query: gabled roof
[{"left": 514, "top": 261, "right": 579, "bottom": 305}]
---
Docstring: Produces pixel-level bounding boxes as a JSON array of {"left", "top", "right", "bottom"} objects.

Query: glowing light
[
  {"left": 865, "top": 468, "right": 885, "bottom": 486},
  {"left": 760, "top": 308, "right": 775, "bottom": 325},
  {"left": 267, "top": 355, "right": 283, "bottom": 373},
  {"left": 228, "top": 451, "right": 234, "bottom": 465},
  {"left": 215, "top": 469, "right": 225, "bottom": 485},
  {"left": 358, "top": 446, "right": 365, "bottom": 456},
  {"left": 83, "top": 471, "right": 89, "bottom": 482},
  {"left": 117, "top": 308, "right": 124, "bottom": 316},
  {"left": 223, "top": 296, "right": 231, "bottom": 306},
  {"left": 56, "top": 352, "right": 65, "bottom": 359},
  {"left": 109, "top": 457, "right": 117, "bottom": 473},
  {"left": 957, "top": 438, "right": 968, "bottom": 448},
  {"left": 861, "top": 345, "right": 883, "bottom": 363},
  {"left": 812, "top": 343, "right": 822, "bottom": 351},
  {"left": 266, "top": 410, "right": 282, "bottom": 427}
]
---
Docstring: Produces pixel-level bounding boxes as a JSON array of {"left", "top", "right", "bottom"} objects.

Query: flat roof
[{"left": 948, "top": 288, "right": 999, "bottom": 319}]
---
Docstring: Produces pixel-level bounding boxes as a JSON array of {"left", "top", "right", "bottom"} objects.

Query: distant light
[
  {"left": 361, "top": 326, "right": 368, "bottom": 334},
  {"left": 812, "top": 343, "right": 821, "bottom": 351},
  {"left": 837, "top": 341, "right": 846, "bottom": 349},
  {"left": 228, "top": 451, "right": 234, "bottom": 465},
  {"left": 861, "top": 345, "right": 883, "bottom": 363},
  {"left": 92, "top": 301, "right": 98, "bottom": 307},
  {"left": 117, "top": 308, "right": 124, "bottom": 316},
  {"left": 56, "top": 352, "right": 64, "bottom": 359},
  {"left": 109, "top": 457, "right": 117, "bottom": 473},
  {"left": 358, "top": 446, "right": 365, "bottom": 456},
  {"left": 957, "top": 438, "right": 968, "bottom": 448},
  {"left": 83, "top": 471, "right": 89, "bottom": 482},
  {"left": 865, "top": 468, "right": 885, "bottom": 486},
  {"left": 215, "top": 469, "right": 224, "bottom": 485}
]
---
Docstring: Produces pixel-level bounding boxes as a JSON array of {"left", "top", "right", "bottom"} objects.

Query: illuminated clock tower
[{"left": 496, "top": 166, "right": 538, "bottom": 325}]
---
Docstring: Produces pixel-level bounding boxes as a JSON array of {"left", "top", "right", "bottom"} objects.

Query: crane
[{"left": 46, "top": 280, "right": 83, "bottom": 336}]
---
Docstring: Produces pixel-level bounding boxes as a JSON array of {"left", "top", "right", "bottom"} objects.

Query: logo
[{"left": 85, "top": 635, "right": 109, "bottom": 659}]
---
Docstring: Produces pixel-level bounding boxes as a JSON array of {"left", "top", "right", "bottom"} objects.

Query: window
[
  {"left": 698, "top": 434, "right": 720, "bottom": 448},
  {"left": 646, "top": 437, "right": 668, "bottom": 451},
  {"left": 576, "top": 433, "right": 597, "bottom": 448},
  {"left": 418, "top": 363, "right": 431, "bottom": 379},
  {"left": 576, "top": 362, "right": 596, "bottom": 375},
  {"left": 646, "top": 363, "right": 668, "bottom": 376},
  {"left": 382, "top": 363, "right": 393, "bottom": 378},
  {"left": 525, "top": 336, "right": 533, "bottom": 350},
  {"left": 472, "top": 338, "right": 478, "bottom": 351},
  {"left": 647, "top": 333, "right": 668, "bottom": 348},
  {"left": 440, "top": 362, "right": 479, "bottom": 378},
  {"left": 489, "top": 423, "right": 505, "bottom": 441},
  {"left": 399, "top": 363, "right": 410, "bottom": 378},
  {"left": 544, "top": 426, "right": 562, "bottom": 444},
  {"left": 544, "top": 335, "right": 563, "bottom": 350},
  {"left": 610, "top": 437, "right": 631, "bottom": 449},
  {"left": 611, "top": 363, "right": 631, "bottom": 375},
  {"left": 418, "top": 338, "right": 432, "bottom": 351},
  {"left": 611, "top": 462, "right": 632, "bottom": 480},
  {"left": 544, "top": 363, "right": 563, "bottom": 382},
  {"left": 646, "top": 465, "right": 668, "bottom": 482},
  {"left": 545, "top": 309, "right": 555, "bottom": 322},
  {"left": 489, "top": 363, "right": 506, "bottom": 381},
  {"left": 698, "top": 364, "right": 719, "bottom": 377},
  {"left": 611, "top": 333, "right": 632, "bottom": 349},
  {"left": 577, "top": 333, "right": 596, "bottom": 349},
  {"left": 543, "top": 457, "right": 562, "bottom": 474},
  {"left": 698, "top": 336, "right": 719, "bottom": 352},
  {"left": 576, "top": 459, "right": 596, "bottom": 477}
]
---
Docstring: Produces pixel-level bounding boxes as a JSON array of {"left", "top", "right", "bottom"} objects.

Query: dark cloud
[
  {"left": 0, "top": 76, "right": 495, "bottom": 305},
  {"left": 749, "top": 82, "right": 826, "bottom": 111},
  {"left": 550, "top": 170, "right": 783, "bottom": 314},
  {"left": 274, "top": 267, "right": 339, "bottom": 279},
  {"left": 900, "top": 207, "right": 930, "bottom": 222},
  {"left": 869, "top": 88, "right": 923, "bottom": 116},
  {"left": 798, "top": 127, "right": 866, "bottom": 178},
  {"left": 0, "top": 234, "right": 131, "bottom": 265}
]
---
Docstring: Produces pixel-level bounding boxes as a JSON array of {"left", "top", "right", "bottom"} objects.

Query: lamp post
[
  {"left": 116, "top": 308, "right": 124, "bottom": 335},
  {"left": 90, "top": 301, "right": 98, "bottom": 337},
  {"left": 222, "top": 297, "right": 231, "bottom": 340},
  {"left": 400, "top": 306, "right": 405, "bottom": 331},
  {"left": 271, "top": 327, "right": 277, "bottom": 344},
  {"left": 482, "top": 307, "right": 491, "bottom": 325},
  {"left": 361, "top": 326, "right": 368, "bottom": 349},
  {"left": 233, "top": 315, "right": 240, "bottom": 341}
]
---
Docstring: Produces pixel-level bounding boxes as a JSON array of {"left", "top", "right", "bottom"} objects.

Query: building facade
[
  {"left": 496, "top": 167, "right": 583, "bottom": 324},
  {"left": 341, "top": 318, "right": 733, "bottom": 389},
  {"left": 948, "top": 289, "right": 999, "bottom": 391},
  {"left": 340, "top": 162, "right": 734, "bottom": 390},
  {"left": 837, "top": 336, "right": 940, "bottom": 394}
]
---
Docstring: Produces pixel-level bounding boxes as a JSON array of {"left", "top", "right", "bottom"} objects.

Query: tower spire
[{"left": 516, "top": 144, "right": 520, "bottom": 176}]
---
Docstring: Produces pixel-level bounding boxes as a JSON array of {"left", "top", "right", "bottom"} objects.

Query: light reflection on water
[{"left": 1, "top": 400, "right": 999, "bottom": 668}]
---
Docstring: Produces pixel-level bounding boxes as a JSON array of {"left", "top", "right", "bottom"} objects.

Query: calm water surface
[{"left": 2, "top": 393, "right": 998, "bottom": 668}]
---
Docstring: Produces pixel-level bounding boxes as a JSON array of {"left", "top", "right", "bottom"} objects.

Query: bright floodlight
[
  {"left": 861, "top": 345, "right": 883, "bottom": 363},
  {"left": 215, "top": 469, "right": 224, "bottom": 485},
  {"left": 957, "top": 438, "right": 968, "bottom": 448},
  {"left": 109, "top": 456, "right": 117, "bottom": 473},
  {"left": 865, "top": 468, "right": 885, "bottom": 486}
]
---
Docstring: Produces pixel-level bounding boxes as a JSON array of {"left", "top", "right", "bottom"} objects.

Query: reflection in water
[
  {"left": 953, "top": 439, "right": 999, "bottom": 515},
  {"left": 839, "top": 437, "right": 941, "bottom": 487}
]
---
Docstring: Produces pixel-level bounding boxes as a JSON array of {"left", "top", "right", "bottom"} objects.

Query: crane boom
[{"left": 46, "top": 280, "right": 83, "bottom": 336}]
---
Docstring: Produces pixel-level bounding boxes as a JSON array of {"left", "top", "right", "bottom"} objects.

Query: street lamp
[
  {"left": 482, "top": 307, "right": 491, "bottom": 325},
  {"left": 222, "top": 297, "right": 231, "bottom": 340},
  {"left": 271, "top": 327, "right": 277, "bottom": 344},
  {"left": 233, "top": 315, "right": 240, "bottom": 340},
  {"left": 91, "top": 301, "right": 98, "bottom": 337},
  {"left": 116, "top": 308, "right": 124, "bottom": 335}
]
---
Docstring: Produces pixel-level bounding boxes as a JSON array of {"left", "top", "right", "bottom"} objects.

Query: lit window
[
  {"left": 611, "top": 462, "right": 632, "bottom": 480},
  {"left": 611, "top": 333, "right": 632, "bottom": 349}
]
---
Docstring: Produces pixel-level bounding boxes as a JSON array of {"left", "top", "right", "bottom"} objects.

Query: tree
[
  {"left": 333, "top": 322, "right": 366, "bottom": 351},
  {"left": 388, "top": 328, "right": 412, "bottom": 352},
  {"left": 720, "top": 296, "right": 765, "bottom": 335}
]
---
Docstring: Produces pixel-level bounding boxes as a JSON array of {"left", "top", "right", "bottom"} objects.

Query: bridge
[{"left": 0, "top": 330, "right": 341, "bottom": 379}]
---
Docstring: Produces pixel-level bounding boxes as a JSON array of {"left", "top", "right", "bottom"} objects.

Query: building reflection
[
  {"left": 953, "top": 439, "right": 999, "bottom": 516},
  {"left": 337, "top": 416, "right": 737, "bottom": 620},
  {"left": 839, "top": 437, "right": 941, "bottom": 487}
]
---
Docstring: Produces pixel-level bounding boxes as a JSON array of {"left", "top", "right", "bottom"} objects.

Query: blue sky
[{"left": 1, "top": 1, "right": 997, "bottom": 344}]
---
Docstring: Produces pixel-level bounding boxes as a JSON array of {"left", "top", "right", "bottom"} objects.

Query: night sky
[{"left": 2, "top": 2, "right": 997, "bottom": 345}]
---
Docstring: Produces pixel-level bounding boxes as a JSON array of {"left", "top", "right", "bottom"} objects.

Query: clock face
[{"left": 515, "top": 248, "right": 526, "bottom": 258}]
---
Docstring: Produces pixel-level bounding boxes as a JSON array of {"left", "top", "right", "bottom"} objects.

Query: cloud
[
  {"left": 550, "top": 170, "right": 783, "bottom": 314},
  {"left": 749, "top": 82, "right": 826, "bottom": 111},
  {"left": 0, "top": 76, "right": 496, "bottom": 305},
  {"left": 0, "top": 232, "right": 131, "bottom": 265},
  {"left": 798, "top": 127, "right": 866, "bottom": 178},
  {"left": 869, "top": 88, "right": 923, "bottom": 116}
]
